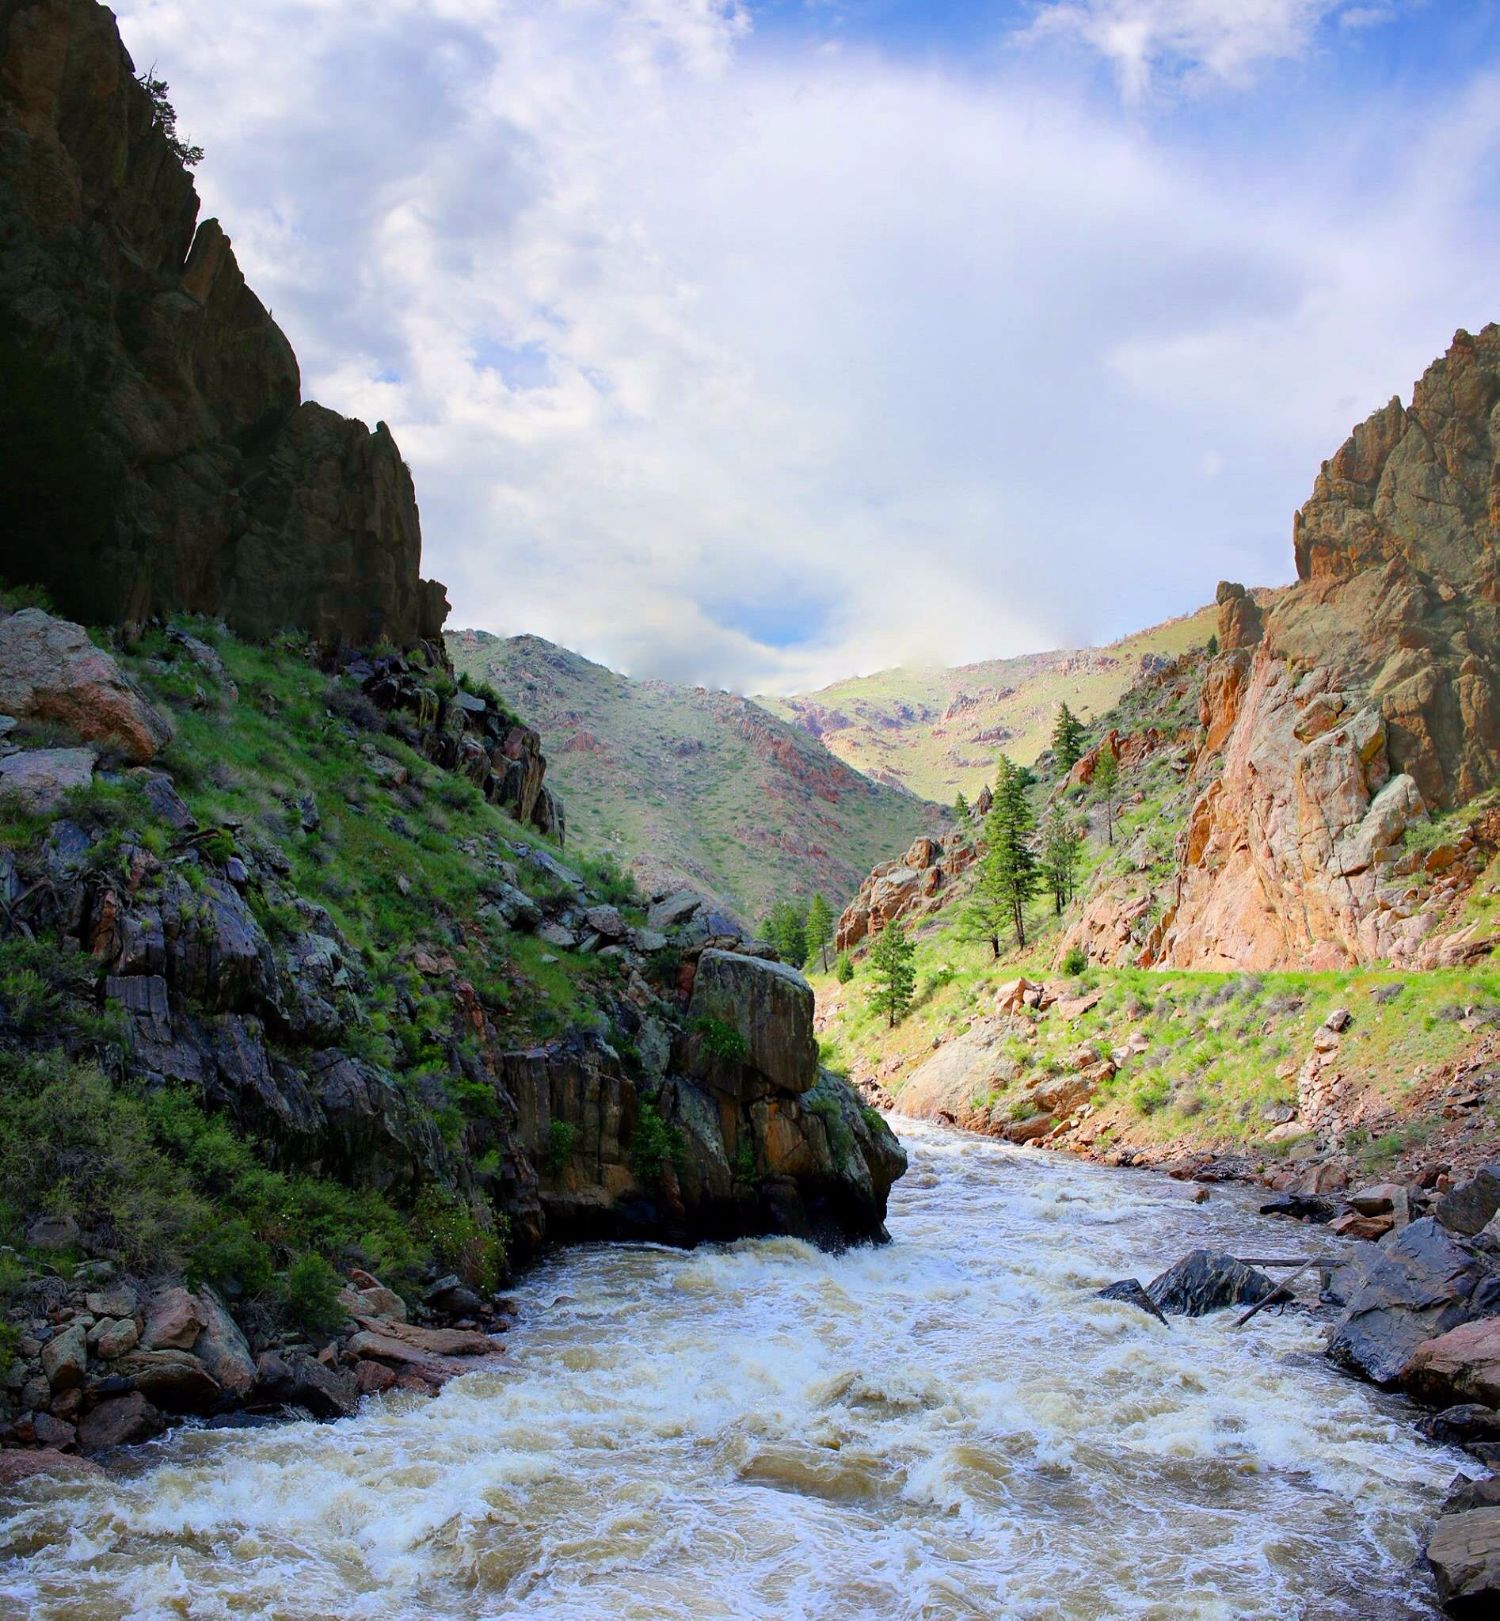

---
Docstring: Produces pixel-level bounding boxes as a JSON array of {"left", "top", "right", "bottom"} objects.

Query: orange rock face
[{"left": 1135, "top": 327, "right": 1500, "bottom": 971}]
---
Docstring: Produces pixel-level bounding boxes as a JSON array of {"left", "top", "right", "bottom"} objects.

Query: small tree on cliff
[
  {"left": 1040, "top": 802, "right": 1084, "bottom": 914},
  {"left": 136, "top": 70, "right": 205, "bottom": 168},
  {"left": 866, "top": 921, "right": 917, "bottom": 1029},
  {"left": 805, "top": 893, "right": 834, "bottom": 973},
  {"left": 1092, "top": 745, "right": 1120, "bottom": 848},
  {"left": 953, "top": 789, "right": 971, "bottom": 824},
  {"left": 1051, "top": 703, "right": 1086, "bottom": 774},
  {"left": 987, "top": 756, "right": 1041, "bottom": 947}
]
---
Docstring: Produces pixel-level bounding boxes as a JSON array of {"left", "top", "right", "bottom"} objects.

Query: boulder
[
  {"left": 0, "top": 747, "right": 95, "bottom": 811},
  {"left": 191, "top": 1287, "right": 256, "bottom": 1398},
  {"left": 349, "top": 1317, "right": 492, "bottom": 1357},
  {"left": 253, "top": 1350, "right": 358, "bottom": 1420},
  {"left": 1417, "top": 1405, "right": 1500, "bottom": 1448},
  {"left": 40, "top": 1322, "right": 88, "bottom": 1392},
  {"left": 648, "top": 890, "right": 703, "bottom": 932},
  {"left": 87, "top": 1317, "right": 140, "bottom": 1360},
  {"left": 141, "top": 1286, "right": 205, "bottom": 1352},
  {"left": 1146, "top": 1251, "right": 1276, "bottom": 1317},
  {"left": 1425, "top": 1507, "right": 1500, "bottom": 1616},
  {"left": 686, "top": 949, "right": 818, "bottom": 1097},
  {"left": 113, "top": 1350, "right": 222, "bottom": 1413},
  {"left": 1403, "top": 1318, "right": 1500, "bottom": 1411},
  {"left": 582, "top": 904, "right": 627, "bottom": 940},
  {"left": 1325, "top": 1219, "right": 1492, "bottom": 1386},
  {"left": 77, "top": 1392, "right": 164, "bottom": 1452},
  {"left": 1437, "top": 1166, "right": 1500, "bottom": 1238},
  {"left": 0, "top": 610, "right": 172, "bottom": 762},
  {"left": 1096, "top": 1278, "right": 1169, "bottom": 1326},
  {"left": 0, "top": 1449, "right": 103, "bottom": 1488},
  {"left": 342, "top": 1330, "right": 474, "bottom": 1386}
]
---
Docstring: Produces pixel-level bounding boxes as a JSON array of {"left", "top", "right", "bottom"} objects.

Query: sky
[{"left": 112, "top": 0, "right": 1500, "bottom": 694}]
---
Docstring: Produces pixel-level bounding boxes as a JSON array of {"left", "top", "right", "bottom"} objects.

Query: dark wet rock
[
  {"left": 113, "top": 1350, "right": 222, "bottom": 1413},
  {"left": 1145, "top": 1251, "right": 1276, "bottom": 1317},
  {"left": 137, "top": 773, "right": 196, "bottom": 831},
  {"left": 1325, "top": 1219, "right": 1493, "bottom": 1387},
  {"left": 1425, "top": 1505, "right": 1500, "bottom": 1616},
  {"left": 1097, "top": 1278, "right": 1170, "bottom": 1326},
  {"left": 1436, "top": 1166, "right": 1500, "bottom": 1239},
  {"left": 424, "top": 1277, "right": 485, "bottom": 1317},
  {"left": 1260, "top": 1193, "right": 1337, "bottom": 1223},
  {"left": 191, "top": 1287, "right": 256, "bottom": 1399},
  {"left": 1420, "top": 1407, "right": 1500, "bottom": 1449},
  {"left": 253, "top": 1350, "right": 357, "bottom": 1420},
  {"left": 1443, "top": 1475, "right": 1500, "bottom": 1516},
  {"left": 77, "top": 1392, "right": 163, "bottom": 1452}
]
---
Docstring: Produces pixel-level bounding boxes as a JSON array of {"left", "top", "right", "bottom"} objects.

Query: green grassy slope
[
  {"left": 447, "top": 631, "right": 940, "bottom": 922},
  {"left": 760, "top": 602, "right": 1228, "bottom": 803}
]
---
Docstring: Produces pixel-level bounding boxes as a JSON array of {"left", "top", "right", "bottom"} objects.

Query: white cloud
[
  {"left": 1024, "top": 1, "right": 1396, "bottom": 99},
  {"left": 111, "top": 1, "right": 1498, "bottom": 693}
]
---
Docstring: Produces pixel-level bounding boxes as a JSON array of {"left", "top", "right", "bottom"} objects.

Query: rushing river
[{"left": 1, "top": 1120, "right": 1464, "bottom": 1620}]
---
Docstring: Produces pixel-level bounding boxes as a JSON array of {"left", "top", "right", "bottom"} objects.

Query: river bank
[{"left": 0, "top": 1119, "right": 1476, "bottom": 1618}]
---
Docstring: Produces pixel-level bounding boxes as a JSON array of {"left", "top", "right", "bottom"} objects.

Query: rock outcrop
[
  {"left": 1074, "top": 327, "right": 1500, "bottom": 972},
  {"left": 0, "top": 0, "right": 447, "bottom": 644},
  {"left": 835, "top": 831, "right": 975, "bottom": 952}
]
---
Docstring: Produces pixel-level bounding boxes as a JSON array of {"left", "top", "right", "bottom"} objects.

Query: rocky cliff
[
  {"left": 1061, "top": 327, "right": 1500, "bottom": 972},
  {"left": 0, "top": 0, "right": 447, "bottom": 644}
]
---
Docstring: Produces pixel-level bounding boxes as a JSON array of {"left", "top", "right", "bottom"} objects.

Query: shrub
[
  {"left": 282, "top": 1252, "right": 345, "bottom": 1335},
  {"left": 1061, "top": 945, "right": 1088, "bottom": 976},
  {"left": 542, "top": 1117, "right": 577, "bottom": 1176},
  {"left": 695, "top": 1014, "right": 749, "bottom": 1061},
  {"left": 629, "top": 1099, "right": 686, "bottom": 1184},
  {"left": 412, "top": 1188, "right": 507, "bottom": 1292},
  {"left": 835, "top": 953, "right": 855, "bottom": 984}
]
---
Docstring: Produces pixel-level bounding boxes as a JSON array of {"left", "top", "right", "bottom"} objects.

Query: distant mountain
[
  {"left": 759, "top": 605, "right": 1230, "bottom": 803},
  {"left": 447, "top": 631, "right": 942, "bottom": 921}
]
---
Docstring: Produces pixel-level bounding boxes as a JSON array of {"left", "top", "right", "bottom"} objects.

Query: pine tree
[
  {"left": 1206, "top": 632, "right": 1220, "bottom": 657},
  {"left": 835, "top": 952, "right": 855, "bottom": 984},
  {"left": 953, "top": 790, "right": 970, "bottom": 824},
  {"left": 1041, "top": 802, "right": 1084, "bottom": 915},
  {"left": 804, "top": 893, "right": 834, "bottom": 973},
  {"left": 1092, "top": 745, "right": 1120, "bottom": 847},
  {"left": 866, "top": 921, "right": 917, "bottom": 1028},
  {"left": 1051, "top": 703, "right": 1087, "bottom": 774},
  {"left": 761, "top": 901, "right": 808, "bottom": 967},
  {"left": 979, "top": 755, "right": 1040, "bottom": 948}
]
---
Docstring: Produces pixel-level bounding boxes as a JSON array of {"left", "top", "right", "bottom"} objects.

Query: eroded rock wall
[
  {"left": 1149, "top": 327, "right": 1500, "bottom": 969},
  {"left": 0, "top": 0, "right": 447, "bottom": 644}
]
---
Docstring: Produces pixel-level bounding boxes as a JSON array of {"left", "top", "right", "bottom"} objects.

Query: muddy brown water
[{"left": 0, "top": 1119, "right": 1464, "bottom": 1618}]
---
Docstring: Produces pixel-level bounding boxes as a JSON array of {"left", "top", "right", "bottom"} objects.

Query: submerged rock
[{"left": 1096, "top": 1278, "right": 1169, "bottom": 1326}]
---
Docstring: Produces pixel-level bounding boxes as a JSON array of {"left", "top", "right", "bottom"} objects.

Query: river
[{"left": 0, "top": 1120, "right": 1461, "bottom": 1619}]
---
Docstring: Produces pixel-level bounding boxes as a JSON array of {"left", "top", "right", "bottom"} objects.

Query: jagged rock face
[
  {"left": 0, "top": 0, "right": 447, "bottom": 644},
  {"left": 1148, "top": 327, "right": 1500, "bottom": 970},
  {"left": 836, "top": 830, "right": 975, "bottom": 952}
]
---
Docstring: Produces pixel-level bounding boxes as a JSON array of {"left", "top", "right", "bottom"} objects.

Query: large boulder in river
[
  {"left": 684, "top": 949, "right": 818, "bottom": 1098},
  {"left": 1146, "top": 1251, "right": 1276, "bottom": 1317},
  {"left": 1325, "top": 1218, "right": 1497, "bottom": 1386},
  {"left": 1426, "top": 1506, "right": 1500, "bottom": 1617},
  {"left": 0, "top": 610, "right": 172, "bottom": 761},
  {"left": 1402, "top": 1317, "right": 1500, "bottom": 1410}
]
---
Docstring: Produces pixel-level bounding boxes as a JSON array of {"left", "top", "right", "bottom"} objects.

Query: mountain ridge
[{"left": 447, "top": 628, "right": 939, "bottom": 922}]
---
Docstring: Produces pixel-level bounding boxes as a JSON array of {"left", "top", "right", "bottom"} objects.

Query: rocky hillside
[
  {"left": 447, "top": 630, "right": 940, "bottom": 923},
  {"left": 759, "top": 603, "right": 1224, "bottom": 803},
  {"left": 0, "top": 603, "right": 904, "bottom": 1457},
  {"left": 1069, "top": 325, "right": 1500, "bottom": 973},
  {"left": 0, "top": 0, "right": 446, "bottom": 644}
]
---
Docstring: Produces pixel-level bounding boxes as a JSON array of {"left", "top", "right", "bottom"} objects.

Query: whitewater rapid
[{"left": 0, "top": 1120, "right": 1461, "bottom": 1619}]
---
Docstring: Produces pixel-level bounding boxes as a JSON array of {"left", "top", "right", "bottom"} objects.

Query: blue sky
[{"left": 114, "top": 0, "right": 1500, "bottom": 691}]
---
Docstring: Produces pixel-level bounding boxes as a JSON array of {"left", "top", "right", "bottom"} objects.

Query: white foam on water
[{"left": 0, "top": 1116, "right": 1463, "bottom": 1618}]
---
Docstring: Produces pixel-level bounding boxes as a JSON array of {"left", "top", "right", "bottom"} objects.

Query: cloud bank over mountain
[{"left": 115, "top": 0, "right": 1499, "bottom": 692}]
